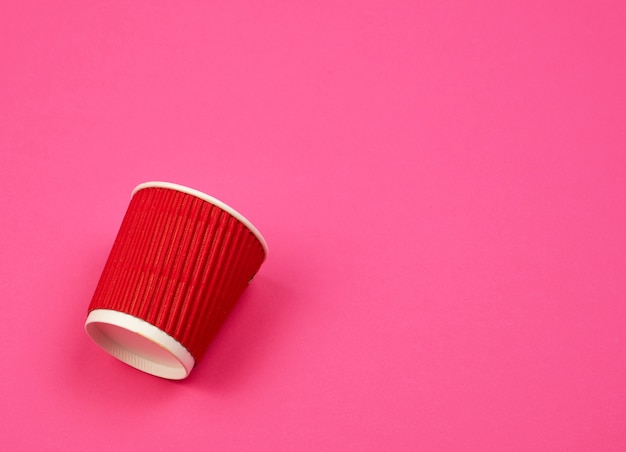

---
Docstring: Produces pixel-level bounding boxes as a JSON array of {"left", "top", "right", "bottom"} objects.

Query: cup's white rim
[
  {"left": 132, "top": 181, "right": 268, "bottom": 257},
  {"left": 85, "top": 309, "right": 195, "bottom": 380}
]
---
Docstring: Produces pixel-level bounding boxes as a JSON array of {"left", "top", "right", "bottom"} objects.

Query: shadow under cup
[{"left": 85, "top": 182, "right": 267, "bottom": 380}]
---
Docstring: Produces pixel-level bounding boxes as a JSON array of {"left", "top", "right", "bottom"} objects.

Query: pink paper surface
[{"left": 1, "top": 1, "right": 625, "bottom": 450}]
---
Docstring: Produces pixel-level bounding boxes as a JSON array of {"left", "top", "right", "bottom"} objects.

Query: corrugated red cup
[{"left": 85, "top": 182, "right": 267, "bottom": 379}]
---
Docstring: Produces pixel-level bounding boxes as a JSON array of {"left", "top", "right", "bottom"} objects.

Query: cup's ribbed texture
[{"left": 88, "top": 186, "right": 266, "bottom": 363}]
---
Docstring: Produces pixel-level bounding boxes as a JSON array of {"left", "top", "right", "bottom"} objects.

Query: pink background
[{"left": 1, "top": 1, "right": 625, "bottom": 450}]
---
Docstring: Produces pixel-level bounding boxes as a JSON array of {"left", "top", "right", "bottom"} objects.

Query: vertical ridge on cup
[{"left": 85, "top": 182, "right": 267, "bottom": 379}]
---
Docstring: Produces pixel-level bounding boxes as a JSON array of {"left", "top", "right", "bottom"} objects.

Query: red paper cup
[{"left": 85, "top": 182, "right": 267, "bottom": 379}]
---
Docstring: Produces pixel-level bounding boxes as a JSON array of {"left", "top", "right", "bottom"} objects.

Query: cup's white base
[
  {"left": 133, "top": 181, "right": 268, "bottom": 257},
  {"left": 85, "top": 309, "right": 195, "bottom": 380}
]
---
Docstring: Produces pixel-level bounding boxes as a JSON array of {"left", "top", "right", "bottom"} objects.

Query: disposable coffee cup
[{"left": 85, "top": 182, "right": 267, "bottom": 379}]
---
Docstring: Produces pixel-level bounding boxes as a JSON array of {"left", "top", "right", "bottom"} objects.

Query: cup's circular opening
[
  {"left": 132, "top": 181, "right": 268, "bottom": 258},
  {"left": 85, "top": 309, "right": 195, "bottom": 380}
]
